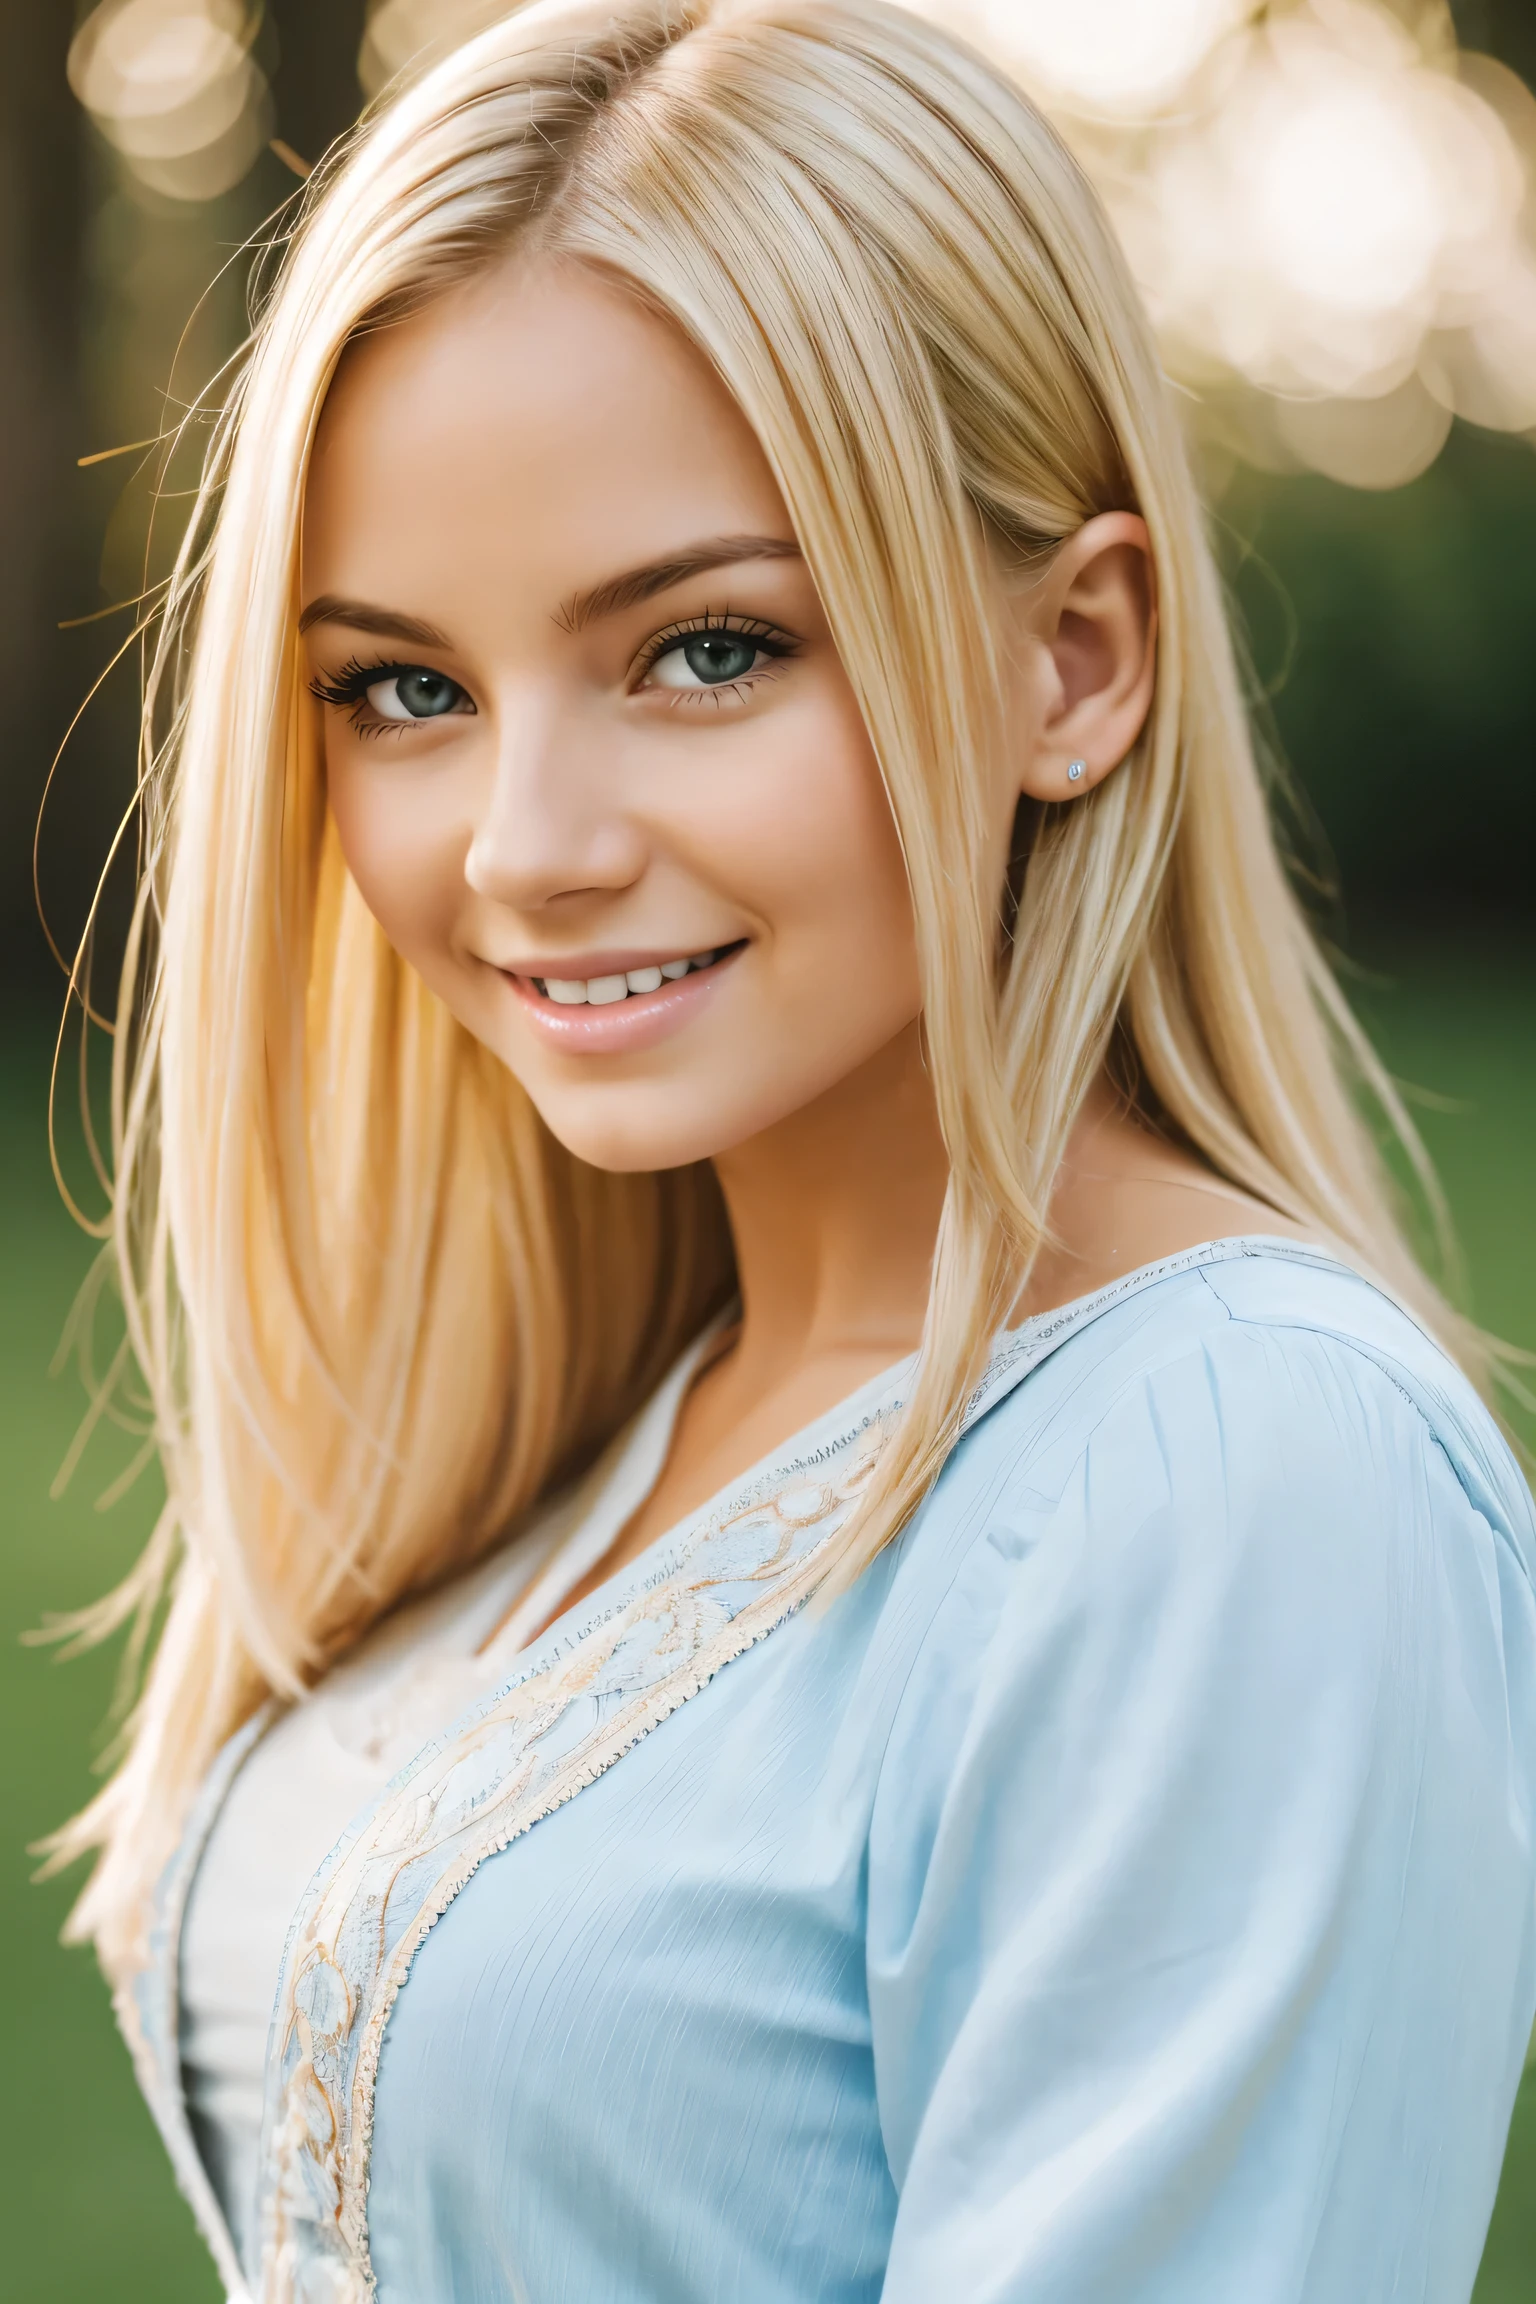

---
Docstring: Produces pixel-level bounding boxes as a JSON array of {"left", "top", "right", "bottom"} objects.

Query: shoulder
[
  {"left": 877, "top": 1244, "right": 1536, "bottom": 1776},
  {"left": 868, "top": 1243, "right": 1536, "bottom": 1898},
  {"left": 936, "top": 1242, "right": 1534, "bottom": 1579}
]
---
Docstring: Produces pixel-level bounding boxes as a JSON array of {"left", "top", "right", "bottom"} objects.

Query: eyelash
[
  {"left": 631, "top": 610, "right": 800, "bottom": 702},
  {"left": 306, "top": 655, "right": 439, "bottom": 739}
]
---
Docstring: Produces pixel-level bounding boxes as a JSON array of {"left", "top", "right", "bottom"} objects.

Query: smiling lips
[
  {"left": 535, "top": 945, "right": 724, "bottom": 1005},
  {"left": 502, "top": 942, "right": 742, "bottom": 1052}
]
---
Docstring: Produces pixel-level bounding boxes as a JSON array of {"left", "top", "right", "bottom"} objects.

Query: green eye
[
  {"left": 366, "top": 670, "right": 465, "bottom": 720},
  {"left": 648, "top": 632, "right": 767, "bottom": 690}
]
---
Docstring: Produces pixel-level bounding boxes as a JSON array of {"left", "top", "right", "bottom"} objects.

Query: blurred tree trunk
[
  {"left": 0, "top": 0, "right": 90, "bottom": 1003},
  {"left": 269, "top": 0, "right": 370, "bottom": 172}
]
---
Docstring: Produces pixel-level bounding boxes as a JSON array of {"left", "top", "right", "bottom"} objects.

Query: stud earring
[{"left": 1067, "top": 760, "right": 1086, "bottom": 784}]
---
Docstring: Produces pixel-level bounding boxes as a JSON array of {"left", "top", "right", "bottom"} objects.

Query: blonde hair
[{"left": 58, "top": 0, "right": 1478, "bottom": 1973}]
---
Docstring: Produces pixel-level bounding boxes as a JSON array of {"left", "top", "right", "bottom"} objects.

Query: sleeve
[{"left": 866, "top": 1318, "right": 1536, "bottom": 2304}]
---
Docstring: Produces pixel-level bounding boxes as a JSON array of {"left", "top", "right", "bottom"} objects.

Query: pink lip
[{"left": 500, "top": 946, "right": 743, "bottom": 1054}]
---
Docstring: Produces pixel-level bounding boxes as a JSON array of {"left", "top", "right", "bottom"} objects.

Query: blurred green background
[{"left": 2, "top": 2, "right": 1534, "bottom": 2298}]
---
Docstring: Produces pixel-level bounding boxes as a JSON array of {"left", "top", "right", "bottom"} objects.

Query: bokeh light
[
  {"left": 921, "top": 0, "right": 1536, "bottom": 488},
  {"left": 63, "top": 0, "right": 1536, "bottom": 491},
  {"left": 962, "top": 0, "right": 1253, "bottom": 118},
  {"left": 1124, "top": 12, "right": 1530, "bottom": 397},
  {"left": 68, "top": 0, "right": 271, "bottom": 203},
  {"left": 359, "top": 0, "right": 511, "bottom": 98}
]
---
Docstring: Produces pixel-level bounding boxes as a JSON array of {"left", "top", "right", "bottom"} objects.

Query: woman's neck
[{"left": 710, "top": 1016, "right": 950, "bottom": 1387}]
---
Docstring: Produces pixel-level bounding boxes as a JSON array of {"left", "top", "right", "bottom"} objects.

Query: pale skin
[{"left": 302, "top": 260, "right": 1304, "bottom": 1634}]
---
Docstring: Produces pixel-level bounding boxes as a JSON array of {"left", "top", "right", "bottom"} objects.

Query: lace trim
[{"left": 255, "top": 1439, "right": 886, "bottom": 2302}]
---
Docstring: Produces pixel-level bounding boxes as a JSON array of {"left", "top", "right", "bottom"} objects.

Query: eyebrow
[
  {"left": 297, "top": 534, "right": 802, "bottom": 652},
  {"left": 297, "top": 597, "right": 450, "bottom": 646},
  {"left": 555, "top": 534, "right": 802, "bottom": 633}
]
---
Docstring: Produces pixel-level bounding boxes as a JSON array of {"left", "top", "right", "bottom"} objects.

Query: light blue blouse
[{"left": 121, "top": 1241, "right": 1536, "bottom": 2304}]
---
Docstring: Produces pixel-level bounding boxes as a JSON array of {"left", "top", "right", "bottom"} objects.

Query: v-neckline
[{"left": 470, "top": 1311, "right": 736, "bottom": 1665}]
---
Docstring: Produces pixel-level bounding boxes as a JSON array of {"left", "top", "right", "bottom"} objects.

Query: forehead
[{"left": 302, "top": 260, "right": 789, "bottom": 606}]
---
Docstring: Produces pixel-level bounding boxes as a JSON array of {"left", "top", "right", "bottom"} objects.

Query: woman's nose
[{"left": 463, "top": 689, "right": 647, "bottom": 909}]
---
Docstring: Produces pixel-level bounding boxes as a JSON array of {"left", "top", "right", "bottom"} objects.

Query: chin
[
  {"left": 521, "top": 1092, "right": 743, "bottom": 1177},
  {"left": 519, "top": 1074, "right": 798, "bottom": 1176}
]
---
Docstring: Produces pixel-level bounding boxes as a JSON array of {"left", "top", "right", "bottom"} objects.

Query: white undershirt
[{"left": 178, "top": 1336, "right": 713, "bottom": 2277}]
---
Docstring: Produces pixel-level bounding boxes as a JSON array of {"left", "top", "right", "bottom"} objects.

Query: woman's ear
[{"left": 1009, "top": 511, "right": 1158, "bottom": 803}]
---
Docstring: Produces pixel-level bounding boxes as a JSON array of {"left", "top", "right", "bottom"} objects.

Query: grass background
[{"left": 1, "top": 937, "right": 1532, "bottom": 2299}]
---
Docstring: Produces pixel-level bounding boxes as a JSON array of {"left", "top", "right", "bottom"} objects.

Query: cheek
[
  {"left": 716, "top": 686, "right": 919, "bottom": 1025},
  {"left": 326, "top": 745, "right": 468, "bottom": 967}
]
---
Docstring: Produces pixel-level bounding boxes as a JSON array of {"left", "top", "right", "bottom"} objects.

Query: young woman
[{"left": 56, "top": 2, "right": 1535, "bottom": 2299}]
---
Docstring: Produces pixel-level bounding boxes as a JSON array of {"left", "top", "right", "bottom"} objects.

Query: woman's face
[{"left": 302, "top": 261, "right": 923, "bottom": 1174}]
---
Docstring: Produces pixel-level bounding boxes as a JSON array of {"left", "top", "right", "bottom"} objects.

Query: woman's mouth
[
  {"left": 501, "top": 942, "right": 745, "bottom": 1053},
  {"left": 530, "top": 943, "right": 738, "bottom": 1005}
]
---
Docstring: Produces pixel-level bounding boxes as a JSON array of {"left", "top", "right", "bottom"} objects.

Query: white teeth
[{"left": 537, "top": 947, "right": 727, "bottom": 1004}]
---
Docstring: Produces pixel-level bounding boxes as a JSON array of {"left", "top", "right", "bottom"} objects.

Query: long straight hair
[{"left": 57, "top": 0, "right": 1481, "bottom": 1974}]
